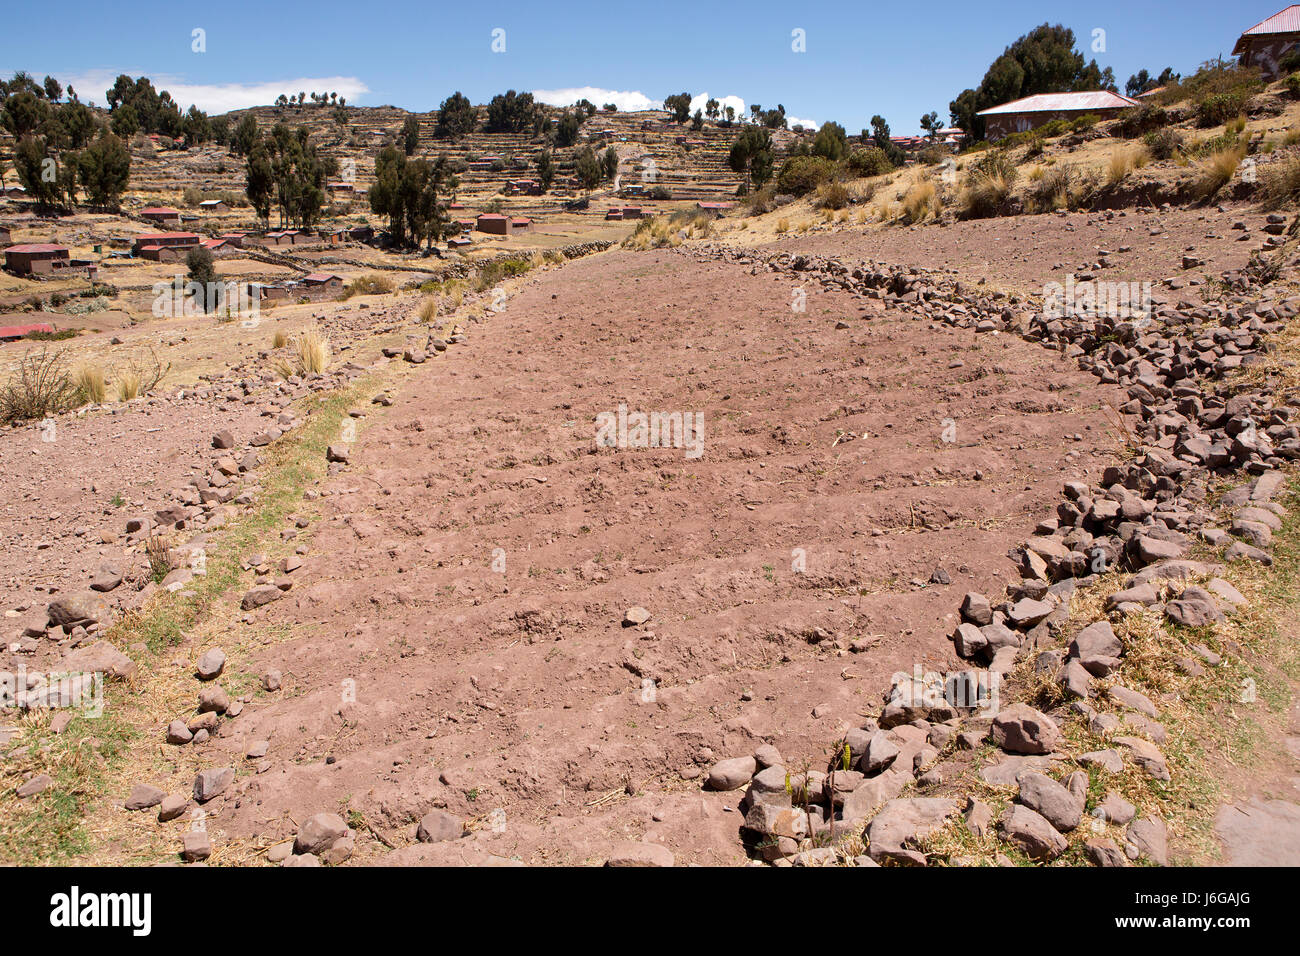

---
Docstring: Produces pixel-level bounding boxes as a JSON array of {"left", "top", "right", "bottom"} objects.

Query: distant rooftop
[{"left": 977, "top": 91, "right": 1139, "bottom": 116}]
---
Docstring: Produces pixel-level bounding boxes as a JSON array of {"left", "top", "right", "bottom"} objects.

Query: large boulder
[
  {"left": 991, "top": 703, "right": 1060, "bottom": 755},
  {"left": 47, "top": 591, "right": 111, "bottom": 631},
  {"left": 866, "top": 797, "right": 959, "bottom": 866}
]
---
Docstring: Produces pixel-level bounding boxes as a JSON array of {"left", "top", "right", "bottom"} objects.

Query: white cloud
[
  {"left": 532, "top": 86, "right": 658, "bottom": 112},
  {"left": 787, "top": 116, "right": 817, "bottom": 130},
  {"left": 689, "top": 92, "right": 746, "bottom": 120},
  {"left": 58, "top": 69, "right": 369, "bottom": 113}
]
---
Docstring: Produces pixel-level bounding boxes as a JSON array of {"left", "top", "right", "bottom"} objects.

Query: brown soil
[{"left": 205, "top": 230, "right": 1132, "bottom": 864}]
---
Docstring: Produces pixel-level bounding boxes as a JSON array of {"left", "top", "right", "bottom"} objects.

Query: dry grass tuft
[
  {"left": 1194, "top": 142, "right": 1248, "bottom": 199},
  {"left": 115, "top": 371, "right": 141, "bottom": 402},
  {"left": 295, "top": 330, "right": 330, "bottom": 375},
  {"left": 901, "top": 179, "right": 937, "bottom": 223},
  {"left": 75, "top": 365, "right": 106, "bottom": 404}
]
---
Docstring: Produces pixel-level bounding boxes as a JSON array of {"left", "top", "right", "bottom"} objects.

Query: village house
[
  {"left": 976, "top": 90, "right": 1139, "bottom": 140},
  {"left": 132, "top": 232, "right": 200, "bottom": 255},
  {"left": 252, "top": 283, "right": 290, "bottom": 302},
  {"left": 2, "top": 185, "right": 27, "bottom": 199},
  {"left": 475, "top": 213, "right": 511, "bottom": 235},
  {"left": 302, "top": 272, "right": 344, "bottom": 296},
  {"left": 263, "top": 230, "right": 301, "bottom": 246},
  {"left": 505, "top": 179, "right": 542, "bottom": 196},
  {"left": 0, "top": 226, "right": 10, "bottom": 244},
  {"left": 447, "top": 236, "right": 472, "bottom": 249},
  {"left": 1234, "top": 5, "right": 1300, "bottom": 77},
  {"left": 218, "top": 232, "right": 248, "bottom": 248},
  {"left": 326, "top": 182, "right": 355, "bottom": 194},
  {"left": 510, "top": 216, "right": 534, "bottom": 233},
  {"left": 140, "top": 206, "right": 181, "bottom": 224},
  {"left": 199, "top": 238, "right": 235, "bottom": 257},
  {"left": 4, "top": 243, "right": 70, "bottom": 275},
  {"left": 138, "top": 244, "right": 186, "bottom": 262},
  {"left": 198, "top": 199, "right": 229, "bottom": 213}
]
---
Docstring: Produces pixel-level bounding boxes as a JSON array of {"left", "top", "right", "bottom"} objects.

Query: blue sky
[{"left": 0, "top": 0, "right": 1282, "bottom": 133}]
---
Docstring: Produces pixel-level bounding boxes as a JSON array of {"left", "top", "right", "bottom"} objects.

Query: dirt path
[{"left": 200, "top": 242, "right": 1129, "bottom": 864}]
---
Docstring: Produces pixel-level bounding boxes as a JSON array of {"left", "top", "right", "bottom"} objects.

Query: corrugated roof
[
  {"left": 1240, "top": 4, "right": 1300, "bottom": 37},
  {"left": 977, "top": 90, "right": 1139, "bottom": 116},
  {"left": 1234, "top": 5, "right": 1300, "bottom": 52},
  {"left": 135, "top": 232, "right": 199, "bottom": 241},
  {"left": 5, "top": 243, "right": 67, "bottom": 254}
]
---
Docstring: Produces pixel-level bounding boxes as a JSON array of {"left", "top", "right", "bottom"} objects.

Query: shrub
[
  {"left": 1143, "top": 127, "right": 1184, "bottom": 160},
  {"left": 777, "top": 156, "right": 837, "bottom": 196},
  {"left": 1115, "top": 104, "right": 1169, "bottom": 138},
  {"left": 0, "top": 349, "right": 83, "bottom": 423},
  {"left": 1196, "top": 91, "right": 1249, "bottom": 127},
  {"left": 961, "top": 151, "right": 1018, "bottom": 218},
  {"left": 1070, "top": 113, "right": 1100, "bottom": 132},
  {"left": 271, "top": 329, "right": 288, "bottom": 349},
  {"left": 475, "top": 256, "right": 533, "bottom": 292},
  {"left": 340, "top": 274, "right": 395, "bottom": 299},
  {"left": 1028, "top": 165, "right": 1072, "bottom": 212},
  {"left": 1287, "top": 73, "right": 1300, "bottom": 98},
  {"left": 816, "top": 180, "right": 850, "bottom": 210},
  {"left": 917, "top": 146, "right": 946, "bottom": 166},
  {"left": 845, "top": 147, "right": 893, "bottom": 178}
]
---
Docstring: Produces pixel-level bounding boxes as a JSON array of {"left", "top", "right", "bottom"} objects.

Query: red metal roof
[
  {"left": 1241, "top": 4, "right": 1300, "bottom": 37},
  {"left": 476, "top": 213, "right": 507, "bottom": 220},
  {"left": 135, "top": 232, "right": 199, "bottom": 241},
  {"left": 141, "top": 207, "right": 179, "bottom": 215},
  {"left": 977, "top": 91, "right": 1139, "bottom": 116},
  {"left": 0, "top": 323, "right": 55, "bottom": 340},
  {"left": 1234, "top": 5, "right": 1300, "bottom": 52},
  {"left": 5, "top": 243, "right": 67, "bottom": 254},
  {"left": 303, "top": 272, "right": 341, "bottom": 282}
]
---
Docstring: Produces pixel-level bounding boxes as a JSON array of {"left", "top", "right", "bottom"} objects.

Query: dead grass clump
[
  {"left": 960, "top": 157, "right": 1017, "bottom": 219},
  {"left": 340, "top": 274, "right": 394, "bottom": 299},
  {"left": 1027, "top": 165, "right": 1072, "bottom": 212},
  {"left": 75, "top": 365, "right": 107, "bottom": 404},
  {"left": 295, "top": 329, "right": 330, "bottom": 375},
  {"left": 115, "top": 370, "right": 141, "bottom": 402},
  {"left": 622, "top": 215, "right": 683, "bottom": 250},
  {"left": 270, "top": 329, "right": 288, "bottom": 349},
  {"left": 1194, "top": 142, "right": 1248, "bottom": 200},
  {"left": 815, "top": 180, "right": 850, "bottom": 210},
  {"left": 1258, "top": 154, "right": 1300, "bottom": 209},
  {"left": 901, "top": 179, "right": 937, "bottom": 223},
  {"left": 416, "top": 297, "right": 438, "bottom": 323}
]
